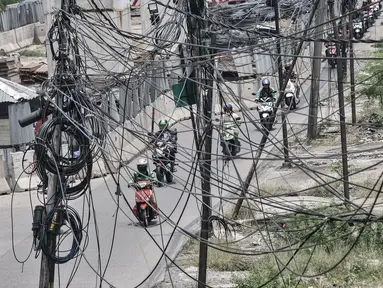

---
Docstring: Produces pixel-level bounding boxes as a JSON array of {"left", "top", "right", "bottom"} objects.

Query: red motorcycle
[
  {"left": 326, "top": 43, "right": 337, "bottom": 69},
  {"left": 132, "top": 181, "right": 158, "bottom": 227}
]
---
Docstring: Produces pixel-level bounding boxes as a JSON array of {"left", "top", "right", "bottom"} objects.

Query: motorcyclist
[
  {"left": 284, "top": 63, "right": 300, "bottom": 99},
  {"left": 353, "top": 9, "right": 363, "bottom": 19},
  {"left": 152, "top": 119, "right": 177, "bottom": 172},
  {"left": 221, "top": 103, "right": 241, "bottom": 150},
  {"left": 128, "top": 158, "right": 158, "bottom": 186},
  {"left": 128, "top": 158, "right": 158, "bottom": 219},
  {"left": 254, "top": 78, "right": 277, "bottom": 103},
  {"left": 283, "top": 62, "right": 297, "bottom": 81},
  {"left": 362, "top": 0, "right": 370, "bottom": 10},
  {"left": 324, "top": 32, "right": 337, "bottom": 55}
]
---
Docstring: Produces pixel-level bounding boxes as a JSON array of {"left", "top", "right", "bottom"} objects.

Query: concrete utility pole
[
  {"left": 328, "top": 0, "right": 350, "bottom": 201},
  {"left": 273, "top": 0, "right": 291, "bottom": 167},
  {"left": 39, "top": 0, "right": 67, "bottom": 285},
  {"left": 341, "top": 2, "right": 348, "bottom": 78},
  {"left": 198, "top": 32, "right": 215, "bottom": 288},
  {"left": 187, "top": 0, "right": 214, "bottom": 287},
  {"left": 232, "top": 0, "right": 321, "bottom": 219},
  {"left": 307, "top": 0, "right": 326, "bottom": 139},
  {"left": 348, "top": 2, "right": 356, "bottom": 124}
]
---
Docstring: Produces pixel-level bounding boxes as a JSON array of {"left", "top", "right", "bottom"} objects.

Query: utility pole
[
  {"left": 39, "top": 1, "right": 68, "bottom": 287},
  {"left": 187, "top": 0, "right": 214, "bottom": 287},
  {"left": 273, "top": 0, "right": 291, "bottom": 167},
  {"left": 232, "top": 0, "right": 321, "bottom": 219},
  {"left": 328, "top": 0, "right": 350, "bottom": 200},
  {"left": 307, "top": 0, "right": 326, "bottom": 139},
  {"left": 197, "top": 32, "right": 215, "bottom": 288},
  {"left": 341, "top": 3, "right": 347, "bottom": 78},
  {"left": 348, "top": 2, "right": 356, "bottom": 124}
]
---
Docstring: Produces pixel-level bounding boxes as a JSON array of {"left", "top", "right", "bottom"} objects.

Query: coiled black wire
[
  {"left": 40, "top": 205, "right": 83, "bottom": 265},
  {"left": 35, "top": 117, "right": 91, "bottom": 175}
]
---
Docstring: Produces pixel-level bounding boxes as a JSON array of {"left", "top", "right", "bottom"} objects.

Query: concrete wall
[
  {"left": 0, "top": 23, "right": 46, "bottom": 53},
  {"left": 0, "top": 151, "right": 10, "bottom": 195},
  {"left": 0, "top": 119, "right": 11, "bottom": 146},
  {"left": 0, "top": 1, "right": 44, "bottom": 32}
]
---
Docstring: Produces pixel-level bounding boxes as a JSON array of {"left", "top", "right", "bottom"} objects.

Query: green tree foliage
[
  {"left": 0, "top": 0, "right": 19, "bottom": 12},
  {"left": 359, "top": 48, "right": 383, "bottom": 106}
]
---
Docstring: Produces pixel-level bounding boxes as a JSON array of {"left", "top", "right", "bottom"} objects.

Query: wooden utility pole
[
  {"left": 348, "top": 3, "right": 356, "bottom": 124},
  {"left": 328, "top": 0, "right": 350, "bottom": 200},
  {"left": 273, "top": 0, "right": 291, "bottom": 167},
  {"left": 39, "top": 0, "right": 67, "bottom": 286},
  {"left": 307, "top": 0, "right": 326, "bottom": 139},
  {"left": 232, "top": 0, "right": 321, "bottom": 219}
]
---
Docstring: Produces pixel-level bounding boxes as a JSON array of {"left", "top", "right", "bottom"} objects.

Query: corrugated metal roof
[
  {"left": 34, "top": 63, "right": 48, "bottom": 74},
  {"left": 0, "top": 77, "right": 38, "bottom": 103}
]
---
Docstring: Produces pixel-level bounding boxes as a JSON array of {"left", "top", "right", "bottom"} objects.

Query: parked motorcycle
[
  {"left": 326, "top": 44, "right": 337, "bottom": 69},
  {"left": 152, "top": 134, "right": 174, "bottom": 185},
  {"left": 373, "top": 3, "right": 381, "bottom": 18},
  {"left": 362, "top": 11, "right": 370, "bottom": 30},
  {"left": 132, "top": 180, "right": 158, "bottom": 227},
  {"left": 257, "top": 98, "right": 276, "bottom": 130},
  {"left": 368, "top": 9, "right": 375, "bottom": 25},
  {"left": 221, "top": 122, "right": 241, "bottom": 158},
  {"left": 353, "top": 19, "right": 364, "bottom": 40}
]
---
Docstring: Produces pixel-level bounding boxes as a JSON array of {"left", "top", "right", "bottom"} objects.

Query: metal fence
[
  {"left": 0, "top": 1, "right": 44, "bottom": 32},
  {"left": 118, "top": 62, "right": 171, "bottom": 122}
]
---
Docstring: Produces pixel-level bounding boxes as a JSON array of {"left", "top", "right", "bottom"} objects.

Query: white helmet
[{"left": 137, "top": 158, "right": 148, "bottom": 174}]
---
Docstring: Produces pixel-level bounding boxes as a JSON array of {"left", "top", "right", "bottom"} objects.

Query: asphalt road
[
  {"left": 0, "top": 63, "right": 332, "bottom": 288},
  {"left": 2, "top": 5, "right": 381, "bottom": 288}
]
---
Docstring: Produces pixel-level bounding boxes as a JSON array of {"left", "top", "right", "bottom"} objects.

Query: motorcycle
[
  {"left": 221, "top": 122, "right": 241, "bottom": 158},
  {"left": 326, "top": 43, "right": 337, "bottom": 69},
  {"left": 362, "top": 11, "right": 370, "bottom": 30},
  {"left": 257, "top": 98, "right": 276, "bottom": 130},
  {"left": 368, "top": 9, "right": 375, "bottom": 25},
  {"left": 284, "top": 80, "right": 300, "bottom": 110},
  {"left": 152, "top": 133, "right": 174, "bottom": 185},
  {"left": 353, "top": 19, "right": 364, "bottom": 40},
  {"left": 132, "top": 181, "right": 158, "bottom": 227},
  {"left": 373, "top": 3, "right": 381, "bottom": 17}
]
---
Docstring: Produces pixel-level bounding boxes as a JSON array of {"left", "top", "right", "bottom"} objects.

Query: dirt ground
[
  {"left": 157, "top": 92, "right": 383, "bottom": 288},
  {"left": 156, "top": 25, "right": 383, "bottom": 288}
]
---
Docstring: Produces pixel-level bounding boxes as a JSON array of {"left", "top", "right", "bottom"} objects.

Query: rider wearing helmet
[
  {"left": 128, "top": 158, "right": 158, "bottom": 218},
  {"left": 283, "top": 62, "right": 297, "bottom": 81},
  {"left": 221, "top": 103, "right": 241, "bottom": 149},
  {"left": 128, "top": 158, "right": 157, "bottom": 186},
  {"left": 324, "top": 32, "right": 336, "bottom": 52},
  {"left": 284, "top": 62, "right": 300, "bottom": 100},
  {"left": 254, "top": 78, "right": 277, "bottom": 102},
  {"left": 152, "top": 119, "right": 178, "bottom": 172}
]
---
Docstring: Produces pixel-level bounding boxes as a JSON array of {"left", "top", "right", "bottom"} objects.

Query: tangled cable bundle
[
  {"left": 35, "top": 117, "right": 91, "bottom": 176},
  {"left": 10, "top": 0, "right": 383, "bottom": 287},
  {"left": 39, "top": 205, "right": 84, "bottom": 264}
]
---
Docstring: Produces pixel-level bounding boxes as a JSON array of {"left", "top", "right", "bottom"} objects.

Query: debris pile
[{"left": 19, "top": 62, "right": 48, "bottom": 84}]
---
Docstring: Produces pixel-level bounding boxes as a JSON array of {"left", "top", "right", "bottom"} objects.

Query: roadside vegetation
[
  {"left": 235, "top": 211, "right": 383, "bottom": 288},
  {"left": 0, "top": 0, "right": 19, "bottom": 11}
]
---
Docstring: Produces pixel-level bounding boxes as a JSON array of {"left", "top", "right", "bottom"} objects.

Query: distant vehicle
[{"left": 207, "top": 0, "right": 248, "bottom": 8}]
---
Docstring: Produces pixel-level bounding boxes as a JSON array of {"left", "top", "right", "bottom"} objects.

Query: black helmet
[{"left": 159, "top": 119, "right": 169, "bottom": 131}]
